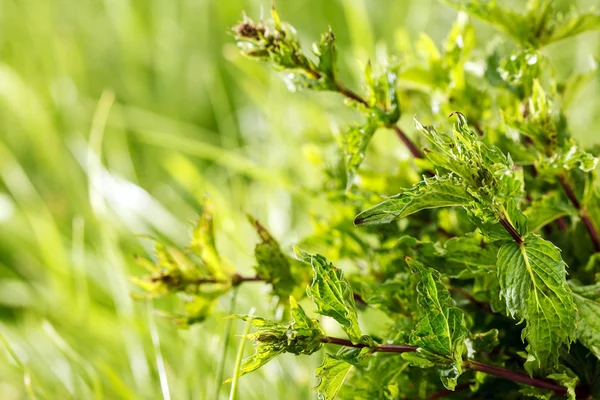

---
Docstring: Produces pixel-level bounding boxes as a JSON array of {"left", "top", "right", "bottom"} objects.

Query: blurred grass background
[{"left": 0, "top": 0, "right": 598, "bottom": 399}]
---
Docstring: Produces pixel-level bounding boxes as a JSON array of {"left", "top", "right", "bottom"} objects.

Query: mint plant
[{"left": 133, "top": 1, "right": 600, "bottom": 399}]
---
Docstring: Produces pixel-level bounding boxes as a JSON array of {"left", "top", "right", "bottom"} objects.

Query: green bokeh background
[{"left": 0, "top": 1, "right": 598, "bottom": 399}]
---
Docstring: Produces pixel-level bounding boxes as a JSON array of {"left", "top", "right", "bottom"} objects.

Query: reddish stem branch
[
  {"left": 320, "top": 336, "right": 577, "bottom": 396},
  {"left": 390, "top": 125, "right": 424, "bottom": 159},
  {"left": 465, "top": 360, "right": 569, "bottom": 395},
  {"left": 335, "top": 82, "right": 369, "bottom": 108},
  {"left": 558, "top": 173, "right": 600, "bottom": 252},
  {"left": 332, "top": 82, "right": 423, "bottom": 160},
  {"left": 319, "top": 336, "right": 417, "bottom": 353},
  {"left": 499, "top": 215, "right": 524, "bottom": 245}
]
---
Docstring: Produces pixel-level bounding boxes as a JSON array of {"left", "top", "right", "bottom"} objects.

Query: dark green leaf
[
  {"left": 569, "top": 281, "right": 600, "bottom": 360},
  {"left": 354, "top": 175, "right": 472, "bottom": 226},
  {"left": 496, "top": 234, "right": 576, "bottom": 371},
  {"left": 406, "top": 258, "right": 468, "bottom": 389}
]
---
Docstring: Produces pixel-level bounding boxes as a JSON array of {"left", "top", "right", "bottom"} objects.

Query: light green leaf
[
  {"left": 248, "top": 215, "right": 297, "bottom": 299},
  {"left": 525, "top": 193, "right": 576, "bottom": 232},
  {"left": 445, "top": 0, "right": 600, "bottom": 48},
  {"left": 313, "top": 28, "right": 337, "bottom": 83},
  {"left": 560, "top": 145, "right": 598, "bottom": 172},
  {"left": 190, "top": 200, "right": 231, "bottom": 279},
  {"left": 231, "top": 299, "right": 324, "bottom": 379},
  {"left": 354, "top": 175, "right": 471, "bottom": 226},
  {"left": 296, "top": 248, "right": 362, "bottom": 342},
  {"left": 364, "top": 63, "right": 401, "bottom": 124},
  {"left": 496, "top": 234, "right": 576, "bottom": 371},
  {"left": 569, "top": 281, "right": 600, "bottom": 360},
  {"left": 343, "top": 122, "right": 378, "bottom": 189},
  {"left": 547, "top": 365, "right": 579, "bottom": 400},
  {"left": 315, "top": 355, "right": 353, "bottom": 400},
  {"left": 544, "top": 8, "right": 600, "bottom": 46},
  {"left": 406, "top": 258, "right": 468, "bottom": 389}
]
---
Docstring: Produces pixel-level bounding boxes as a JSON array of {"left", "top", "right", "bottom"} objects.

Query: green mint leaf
[
  {"left": 248, "top": 215, "right": 297, "bottom": 299},
  {"left": 525, "top": 193, "right": 576, "bottom": 232},
  {"left": 486, "top": 50, "right": 544, "bottom": 99},
  {"left": 315, "top": 355, "right": 353, "bottom": 400},
  {"left": 569, "top": 281, "right": 600, "bottom": 360},
  {"left": 231, "top": 297, "right": 324, "bottom": 379},
  {"left": 364, "top": 62, "right": 401, "bottom": 124},
  {"left": 428, "top": 233, "right": 498, "bottom": 277},
  {"left": 445, "top": 0, "right": 600, "bottom": 48},
  {"left": 343, "top": 122, "right": 378, "bottom": 189},
  {"left": 559, "top": 146, "right": 599, "bottom": 172},
  {"left": 468, "top": 329, "right": 500, "bottom": 359},
  {"left": 296, "top": 248, "right": 362, "bottom": 342},
  {"left": 354, "top": 175, "right": 471, "bottom": 226},
  {"left": 547, "top": 366, "right": 579, "bottom": 400},
  {"left": 313, "top": 28, "right": 337, "bottom": 84},
  {"left": 443, "top": 0, "right": 529, "bottom": 47},
  {"left": 542, "top": 8, "right": 600, "bottom": 46},
  {"left": 191, "top": 201, "right": 231, "bottom": 279},
  {"left": 406, "top": 258, "right": 468, "bottom": 389},
  {"left": 497, "top": 234, "right": 576, "bottom": 371}
]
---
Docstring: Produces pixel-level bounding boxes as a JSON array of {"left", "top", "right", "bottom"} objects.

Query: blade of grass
[
  {"left": 147, "top": 301, "right": 171, "bottom": 400},
  {"left": 228, "top": 307, "right": 255, "bottom": 400},
  {"left": 214, "top": 288, "right": 239, "bottom": 400}
]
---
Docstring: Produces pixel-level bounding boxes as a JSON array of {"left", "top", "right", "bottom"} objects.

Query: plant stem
[
  {"left": 390, "top": 125, "right": 424, "bottom": 159},
  {"left": 319, "top": 336, "right": 576, "bottom": 396},
  {"left": 465, "top": 360, "right": 568, "bottom": 394},
  {"left": 498, "top": 215, "right": 524, "bottom": 245},
  {"left": 319, "top": 336, "right": 417, "bottom": 353},
  {"left": 558, "top": 173, "right": 600, "bottom": 252},
  {"left": 335, "top": 82, "right": 369, "bottom": 107},
  {"left": 332, "top": 82, "right": 424, "bottom": 159}
]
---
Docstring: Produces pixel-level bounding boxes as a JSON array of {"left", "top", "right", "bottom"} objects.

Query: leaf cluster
[{"left": 132, "top": 1, "right": 600, "bottom": 399}]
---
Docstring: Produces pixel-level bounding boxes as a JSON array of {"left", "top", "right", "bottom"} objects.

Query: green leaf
[
  {"left": 354, "top": 175, "right": 472, "bottom": 226},
  {"left": 569, "top": 281, "right": 600, "bottom": 360},
  {"left": 315, "top": 355, "right": 353, "bottom": 400},
  {"left": 525, "top": 193, "right": 576, "bottom": 232},
  {"left": 560, "top": 145, "right": 598, "bottom": 172},
  {"left": 248, "top": 215, "right": 297, "bottom": 299},
  {"left": 443, "top": 0, "right": 533, "bottom": 47},
  {"left": 547, "top": 365, "right": 579, "bottom": 400},
  {"left": 190, "top": 200, "right": 231, "bottom": 279},
  {"left": 469, "top": 329, "right": 500, "bottom": 358},
  {"left": 414, "top": 114, "right": 525, "bottom": 228},
  {"left": 496, "top": 234, "right": 576, "bottom": 371},
  {"left": 364, "top": 63, "right": 401, "bottom": 124},
  {"left": 406, "top": 258, "right": 468, "bottom": 389},
  {"left": 296, "top": 248, "right": 362, "bottom": 342},
  {"left": 313, "top": 28, "right": 337, "bottom": 83},
  {"left": 232, "top": 298, "right": 324, "bottom": 378},
  {"left": 445, "top": 0, "right": 600, "bottom": 48},
  {"left": 343, "top": 122, "right": 378, "bottom": 189}
]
